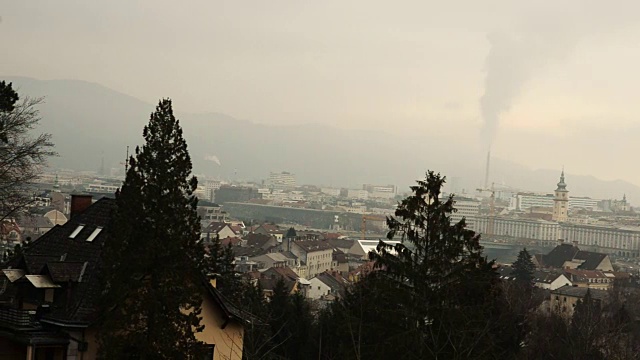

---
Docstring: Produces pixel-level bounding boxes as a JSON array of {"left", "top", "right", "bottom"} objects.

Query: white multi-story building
[
  {"left": 508, "top": 193, "right": 600, "bottom": 212},
  {"left": 474, "top": 216, "right": 561, "bottom": 241},
  {"left": 450, "top": 196, "right": 481, "bottom": 230},
  {"left": 204, "top": 180, "right": 224, "bottom": 201},
  {"left": 561, "top": 224, "right": 640, "bottom": 258},
  {"left": 268, "top": 171, "right": 296, "bottom": 190},
  {"left": 569, "top": 197, "right": 601, "bottom": 211},
  {"left": 86, "top": 183, "right": 119, "bottom": 193},
  {"left": 363, "top": 184, "right": 396, "bottom": 199},
  {"left": 347, "top": 189, "right": 368, "bottom": 200},
  {"left": 470, "top": 171, "right": 640, "bottom": 258}
]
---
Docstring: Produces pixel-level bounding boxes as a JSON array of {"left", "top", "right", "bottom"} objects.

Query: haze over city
[
  {"left": 4, "top": 0, "right": 640, "bottom": 192},
  {"left": 7, "top": 2, "right": 640, "bottom": 359}
]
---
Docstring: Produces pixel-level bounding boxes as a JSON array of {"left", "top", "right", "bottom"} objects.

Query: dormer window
[
  {"left": 86, "top": 227, "right": 103, "bottom": 242},
  {"left": 69, "top": 225, "right": 85, "bottom": 239}
]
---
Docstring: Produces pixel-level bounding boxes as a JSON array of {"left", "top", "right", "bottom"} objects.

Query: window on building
[
  {"left": 69, "top": 225, "right": 85, "bottom": 239},
  {"left": 200, "top": 345, "right": 215, "bottom": 360}
]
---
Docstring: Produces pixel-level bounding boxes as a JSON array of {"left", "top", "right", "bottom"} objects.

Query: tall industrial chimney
[{"left": 484, "top": 150, "right": 491, "bottom": 189}]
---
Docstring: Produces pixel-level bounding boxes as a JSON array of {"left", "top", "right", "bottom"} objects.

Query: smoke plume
[
  {"left": 204, "top": 154, "right": 221, "bottom": 166},
  {"left": 479, "top": 1, "right": 638, "bottom": 149}
]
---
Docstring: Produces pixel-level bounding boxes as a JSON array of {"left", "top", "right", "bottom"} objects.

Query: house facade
[{"left": 289, "top": 241, "right": 333, "bottom": 278}]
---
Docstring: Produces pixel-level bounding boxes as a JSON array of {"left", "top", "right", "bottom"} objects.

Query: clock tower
[{"left": 552, "top": 169, "right": 569, "bottom": 222}]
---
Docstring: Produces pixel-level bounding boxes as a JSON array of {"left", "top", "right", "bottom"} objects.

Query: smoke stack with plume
[
  {"left": 484, "top": 150, "right": 491, "bottom": 189},
  {"left": 477, "top": 4, "right": 613, "bottom": 150},
  {"left": 480, "top": 31, "right": 538, "bottom": 151}
]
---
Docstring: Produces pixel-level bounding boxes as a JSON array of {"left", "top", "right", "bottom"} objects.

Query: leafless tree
[{"left": 0, "top": 96, "right": 56, "bottom": 221}]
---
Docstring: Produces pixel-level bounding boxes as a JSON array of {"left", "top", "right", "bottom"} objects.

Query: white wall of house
[
  {"left": 535, "top": 274, "right": 572, "bottom": 291},
  {"left": 307, "top": 277, "right": 332, "bottom": 300},
  {"left": 216, "top": 226, "right": 236, "bottom": 239}
]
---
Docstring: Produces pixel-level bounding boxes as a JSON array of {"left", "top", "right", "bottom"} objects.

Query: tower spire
[{"left": 552, "top": 168, "right": 569, "bottom": 222}]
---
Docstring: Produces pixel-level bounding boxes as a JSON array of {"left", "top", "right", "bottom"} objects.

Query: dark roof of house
[
  {"left": 258, "top": 278, "right": 296, "bottom": 294},
  {"left": 21, "top": 254, "right": 62, "bottom": 274},
  {"left": 262, "top": 267, "right": 299, "bottom": 282},
  {"left": 244, "top": 233, "right": 274, "bottom": 248},
  {"left": 206, "top": 222, "right": 231, "bottom": 233},
  {"left": 293, "top": 240, "right": 334, "bottom": 253},
  {"left": 326, "top": 238, "right": 353, "bottom": 250},
  {"left": 541, "top": 244, "right": 580, "bottom": 268},
  {"left": 574, "top": 251, "right": 607, "bottom": 270},
  {"left": 16, "top": 215, "right": 54, "bottom": 230},
  {"left": 551, "top": 285, "right": 608, "bottom": 300},
  {"left": 201, "top": 277, "right": 245, "bottom": 324},
  {"left": 43, "top": 261, "right": 87, "bottom": 283},
  {"left": 258, "top": 224, "right": 280, "bottom": 233},
  {"left": 16, "top": 197, "right": 116, "bottom": 326},
  {"left": 533, "top": 270, "right": 566, "bottom": 284},
  {"left": 332, "top": 249, "right": 347, "bottom": 263},
  {"left": 3, "top": 198, "right": 248, "bottom": 329}
]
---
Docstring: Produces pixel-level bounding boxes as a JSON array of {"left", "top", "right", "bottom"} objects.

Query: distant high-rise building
[
  {"left": 267, "top": 171, "right": 296, "bottom": 190},
  {"left": 552, "top": 170, "right": 569, "bottom": 222}
]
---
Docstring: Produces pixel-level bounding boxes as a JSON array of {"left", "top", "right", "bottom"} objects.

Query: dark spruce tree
[
  {"left": 0, "top": 81, "right": 19, "bottom": 113},
  {"left": 98, "top": 99, "right": 207, "bottom": 359},
  {"left": 322, "top": 171, "right": 513, "bottom": 359},
  {"left": 512, "top": 248, "right": 535, "bottom": 285}
]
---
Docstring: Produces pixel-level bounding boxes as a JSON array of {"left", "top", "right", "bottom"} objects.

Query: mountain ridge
[{"left": 3, "top": 76, "right": 638, "bottom": 204}]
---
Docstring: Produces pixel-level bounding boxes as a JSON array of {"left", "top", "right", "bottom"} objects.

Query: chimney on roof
[
  {"left": 70, "top": 194, "right": 93, "bottom": 219},
  {"left": 558, "top": 239, "right": 564, "bottom": 246},
  {"left": 573, "top": 240, "right": 579, "bottom": 247}
]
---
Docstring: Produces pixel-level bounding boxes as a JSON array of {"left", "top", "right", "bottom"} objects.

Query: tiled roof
[
  {"left": 262, "top": 266, "right": 299, "bottom": 282},
  {"left": 541, "top": 244, "right": 580, "bottom": 268},
  {"left": 244, "top": 233, "right": 273, "bottom": 248},
  {"left": 293, "top": 240, "right": 334, "bottom": 253},
  {"left": 16, "top": 215, "right": 54, "bottom": 230},
  {"left": 43, "top": 261, "right": 87, "bottom": 283},
  {"left": 551, "top": 285, "right": 608, "bottom": 300},
  {"left": 573, "top": 251, "right": 607, "bottom": 270},
  {"left": 326, "top": 238, "right": 353, "bottom": 249},
  {"left": 206, "top": 222, "right": 230, "bottom": 233},
  {"left": 533, "top": 270, "right": 565, "bottom": 284},
  {"left": 220, "top": 237, "right": 242, "bottom": 247},
  {"left": 258, "top": 278, "right": 296, "bottom": 294},
  {"left": 21, "top": 197, "right": 116, "bottom": 326},
  {"left": 315, "top": 271, "right": 348, "bottom": 297}
]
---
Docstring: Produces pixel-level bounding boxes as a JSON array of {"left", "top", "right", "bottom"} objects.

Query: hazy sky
[{"left": 3, "top": 1, "right": 640, "bottom": 184}]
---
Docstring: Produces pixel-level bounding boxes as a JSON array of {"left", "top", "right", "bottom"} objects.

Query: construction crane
[
  {"left": 476, "top": 182, "right": 496, "bottom": 236},
  {"left": 361, "top": 214, "right": 385, "bottom": 240}
]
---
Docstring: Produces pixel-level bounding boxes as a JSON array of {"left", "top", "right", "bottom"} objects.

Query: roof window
[
  {"left": 69, "top": 225, "right": 85, "bottom": 239},
  {"left": 86, "top": 227, "right": 103, "bottom": 242}
]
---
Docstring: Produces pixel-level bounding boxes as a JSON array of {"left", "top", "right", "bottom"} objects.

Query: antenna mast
[{"left": 125, "top": 146, "right": 130, "bottom": 173}]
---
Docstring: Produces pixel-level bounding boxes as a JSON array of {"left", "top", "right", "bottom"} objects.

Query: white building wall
[{"left": 307, "top": 278, "right": 332, "bottom": 300}]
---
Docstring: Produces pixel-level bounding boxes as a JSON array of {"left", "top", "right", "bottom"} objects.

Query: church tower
[{"left": 552, "top": 169, "right": 569, "bottom": 222}]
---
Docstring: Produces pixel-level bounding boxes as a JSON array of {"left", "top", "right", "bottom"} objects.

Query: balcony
[{"left": 0, "top": 307, "right": 39, "bottom": 330}]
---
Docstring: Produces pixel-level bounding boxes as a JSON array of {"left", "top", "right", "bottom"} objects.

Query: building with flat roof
[{"left": 268, "top": 171, "right": 296, "bottom": 190}]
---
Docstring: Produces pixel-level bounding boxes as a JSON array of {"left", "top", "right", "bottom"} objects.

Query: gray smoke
[{"left": 479, "top": 1, "right": 639, "bottom": 150}]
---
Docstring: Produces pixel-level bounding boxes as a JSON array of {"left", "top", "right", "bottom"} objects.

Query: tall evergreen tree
[
  {"left": 512, "top": 248, "right": 535, "bottom": 285},
  {"left": 206, "top": 235, "right": 242, "bottom": 300},
  {"left": 0, "top": 81, "right": 19, "bottom": 113},
  {"left": 99, "top": 99, "right": 207, "bottom": 359},
  {"left": 323, "top": 171, "right": 512, "bottom": 359}
]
